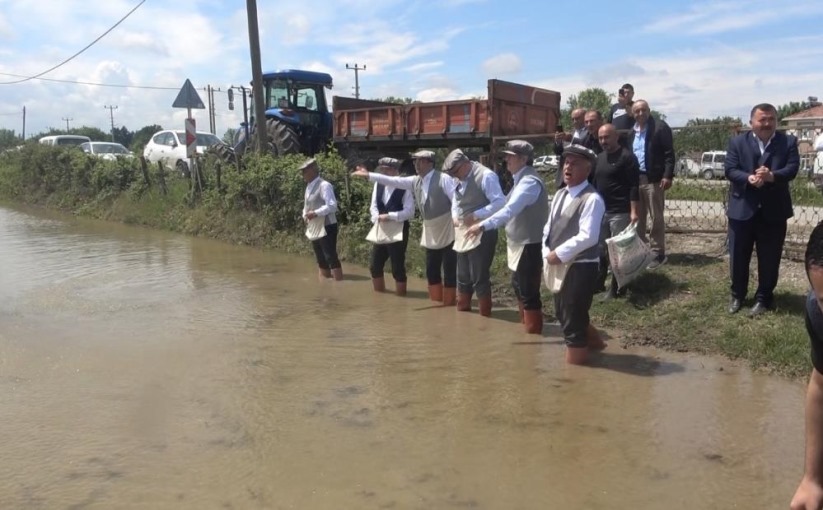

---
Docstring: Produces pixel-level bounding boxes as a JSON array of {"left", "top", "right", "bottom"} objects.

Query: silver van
[{"left": 38, "top": 135, "right": 92, "bottom": 147}]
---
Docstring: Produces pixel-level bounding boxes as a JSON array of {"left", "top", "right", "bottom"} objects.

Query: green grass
[
  {"left": 587, "top": 252, "right": 812, "bottom": 378},
  {"left": 668, "top": 176, "right": 823, "bottom": 207}
]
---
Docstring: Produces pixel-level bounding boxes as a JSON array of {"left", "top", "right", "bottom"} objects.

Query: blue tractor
[{"left": 232, "top": 69, "right": 334, "bottom": 158}]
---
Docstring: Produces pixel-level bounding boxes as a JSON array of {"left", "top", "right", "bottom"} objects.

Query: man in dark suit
[
  {"left": 555, "top": 110, "right": 603, "bottom": 188},
  {"left": 725, "top": 103, "right": 799, "bottom": 317},
  {"left": 627, "top": 100, "right": 675, "bottom": 269}
]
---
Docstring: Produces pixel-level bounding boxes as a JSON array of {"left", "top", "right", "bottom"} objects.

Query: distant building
[{"left": 783, "top": 103, "right": 823, "bottom": 172}]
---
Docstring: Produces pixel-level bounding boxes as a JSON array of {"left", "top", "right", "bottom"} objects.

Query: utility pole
[
  {"left": 104, "top": 105, "right": 118, "bottom": 142},
  {"left": 246, "top": 0, "right": 268, "bottom": 154},
  {"left": 345, "top": 63, "right": 366, "bottom": 99},
  {"left": 22, "top": 106, "right": 26, "bottom": 140},
  {"left": 62, "top": 117, "right": 73, "bottom": 132}
]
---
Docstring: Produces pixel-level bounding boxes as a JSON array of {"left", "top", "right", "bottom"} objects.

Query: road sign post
[
  {"left": 185, "top": 118, "right": 197, "bottom": 158},
  {"left": 172, "top": 79, "right": 206, "bottom": 198}
]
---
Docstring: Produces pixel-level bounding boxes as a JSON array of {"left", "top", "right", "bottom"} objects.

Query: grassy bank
[{"left": 0, "top": 145, "right": 814, "bottom": 379}]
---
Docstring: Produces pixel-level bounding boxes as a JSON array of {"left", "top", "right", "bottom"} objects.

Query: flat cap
[
  {"left": 411, "top": 150, "right": 435, "bottom": 161},
  {"left": 298, "top": 157, "right": 317, "bottom": 171},
  {"left": 501, "top": 140, "right": 534, "bottom": 157},
  {"left": 442, "top": 149, "right": 469, "bottom": 173},
  {"left": 563, "top": 144, "right": 597, "bottom": 165},
  {"left": 377, "top": 157, "right": 401, "bottom": 169}
]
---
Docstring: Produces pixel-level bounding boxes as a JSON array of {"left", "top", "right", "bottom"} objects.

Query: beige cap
[
  {"left": 411, "top": 150, "right": 435, "bottom": 161},
  {"left": 377, "top": 157, "right": 401, "bottom": 169},
  {"left": 298, "top": 157, "right": 317, "bottom": 171},
  {"left": 501, "top": 140, "right": 534, "bottom": 157},
  {"left": 563, "top": 144, "right": 597, "bottom": 165},
  {"left": 442, "top": 149, "right": 469, "bottom": 173}
]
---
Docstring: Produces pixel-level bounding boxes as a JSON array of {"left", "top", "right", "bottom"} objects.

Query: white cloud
[
  {"left": 482, "top": 53, "right": 522, "bottom": 76},
  {"left": 647, "top": 0, "right": 819, "bottom": 35}
]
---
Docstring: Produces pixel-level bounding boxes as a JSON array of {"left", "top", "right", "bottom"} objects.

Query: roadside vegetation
[{"left": 0, "top": 144, "right": 814, "bottom": 378}]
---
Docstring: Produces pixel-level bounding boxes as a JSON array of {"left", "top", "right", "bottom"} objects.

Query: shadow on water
[
  {"left": 589, "top": 351, "right": 686, "bottom": 377},
  {"left": 341, "top": 274, "right": 371, "bottom": 282}
]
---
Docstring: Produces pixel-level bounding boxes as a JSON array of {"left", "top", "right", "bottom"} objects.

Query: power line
[
  {"left": 0, "top": 72, "right": 180, "bottom": 90},
  {"left": 0, "top": 0, "right": 146, "bottom": 85}
]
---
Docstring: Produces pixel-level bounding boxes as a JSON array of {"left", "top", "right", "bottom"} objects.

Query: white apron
[
  {"left": 542, "top": 262, "right": 569, "bottom": 293},
  {"left": 305, "top": 217, "right": 327, "bottom": 241},
  {"left": 506, "top": 242, "right": 525, "bottom": 271},
  {"left": 453, "top": 222, "right": 482, "bottom": 253},
  {"left": 366, "top": 220, "right": 404, "bottom": 245},
  {"left": 421, "top": 212, "right": 455, "bottom": 250}
]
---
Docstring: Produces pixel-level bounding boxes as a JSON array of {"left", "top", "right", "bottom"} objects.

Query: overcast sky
[{"left": 1, "top": 0, "right": 822, "bottom": 138}]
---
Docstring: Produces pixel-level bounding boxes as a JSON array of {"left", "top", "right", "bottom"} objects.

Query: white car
[
  {"left": 534, "top": 155, "right": 559, "bottom": 169},
  {"left": 142, "top": 129, "right": 222, "bottom": 175},
  {"left": 80, "top": 142, "right": 133, "bottom": 160}
]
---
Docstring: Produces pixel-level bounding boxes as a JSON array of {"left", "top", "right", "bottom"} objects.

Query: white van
[{"left": 38, "top": 135, "right": 92, "bottom": 147}]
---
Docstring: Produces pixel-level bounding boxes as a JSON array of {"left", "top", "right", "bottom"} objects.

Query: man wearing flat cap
[
  {"left": 443, "top": 149, "right": 505, "bottom": 316},
  {"left": 364, "top": 157, "right": 415, "bottom": 296},
  {"left": 352, "top": 150, "right": 459, "bottom": 305},
  {"left": 542, "top": 145, "right": 606, "bottom": 364},
  {"left": 301, "top": 158, "right": 343, "bottom": 281},
  {"left": 465, "top": 140, "right": 549, "bottom": 334}
]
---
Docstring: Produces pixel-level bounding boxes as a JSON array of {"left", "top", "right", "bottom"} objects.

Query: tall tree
[
  {"left": 130, "top": 124, "right": 164, "bottom": 152},
  {"left": 560, "top": 87, "right": 613, "bottom": 129},
  {"left": 776, "top": 99, "right": 821, "bottom": 122},
  {"left": 0, "top": 128, "right": 19, "bottom": 151},
  {"left": 673, "top": 116, "right": 742, "bottom": 160},
  {"left": 112, "top": 126, "right": 134, "bottom": 147}
]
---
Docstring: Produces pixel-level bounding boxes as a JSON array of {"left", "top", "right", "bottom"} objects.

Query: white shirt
[
  {"left": 451, "top": 162, "right": 506, "bottom": 220},
  {"left": 572, "top": 126, "right": 588, "bottom": 144},
  {"left": 479, "top": 165, "right": 543, "bottom": 231},
  {"left": 369, "top": 182, "right": 415, "bottom": 223},
  {"left": 303, "top": 177, "right": 338, "bottom": 218},
  {"left": 542, "top": 181, "right": 605, "bottom": 264},
  {"left": 367, "top": 170, "right": 457, "bottom": 205},
  {"left": 753, "top": 131, "right": 775, "bottom": 156}
]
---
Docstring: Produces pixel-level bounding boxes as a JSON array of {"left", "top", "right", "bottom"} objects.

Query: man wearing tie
[{"left": 725, "top": 103, "right": 799, "bottom": 317}]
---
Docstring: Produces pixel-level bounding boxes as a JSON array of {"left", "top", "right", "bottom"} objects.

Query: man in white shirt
[
  {"left": 466, "top": 140, "right": 549, "bottom": 334},
  {"left": 301, "top": 158, "right": 343, "bottom": 281},
  {"left": 366, "top": 157, "right": 415, "bottom": 296},
  {"left": 543, "top": 145, "right": 606, "bottom": 364},
  {"left": 351, "top": 150, "right": 459, "bottom": 305},
  {"left": 443, "top": 149, "right": 506, "bottom": 316}
]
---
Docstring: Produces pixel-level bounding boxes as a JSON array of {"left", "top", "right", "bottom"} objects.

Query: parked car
[
  {"left": 80, "top": 142, "right": 134, "bottom": 160},
  {"left": 142, "top": 129, "right": 222, "bottom": 175},
  {"left": 700, "top": 151, "right": 726, "bottom": 180},
  {"left": 39, "top": 135, "right": 91, "bottom": 147},
  {"left": 534, "top": 155, "right": 559, "bottom": 170}
]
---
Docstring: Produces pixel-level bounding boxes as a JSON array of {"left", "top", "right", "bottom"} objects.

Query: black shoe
[
  {"left": 647, "top": 253, "right": 667, "bottom": 270},
  {"left": 749, "top": 302, "right": 771, "bottom": 317},
  {"left": 728, "top": 298, "right": 742, "bottom": 314}
]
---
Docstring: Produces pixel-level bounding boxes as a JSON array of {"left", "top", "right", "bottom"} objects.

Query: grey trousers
[
  {"left": 638, "top": 174, "right": 666, "bottom": 255},
  {"left": 456, "top": 229, "right": 498, "bottom": 298}
]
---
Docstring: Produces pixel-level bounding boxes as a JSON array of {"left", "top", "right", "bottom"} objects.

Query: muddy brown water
[{"left": 0, "top": 205, "right": 809, "bottom": 509}]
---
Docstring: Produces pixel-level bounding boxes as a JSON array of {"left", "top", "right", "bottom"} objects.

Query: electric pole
[
  {"left": 62, "top": 117, "right": 73, "bottom": 132},
  {"left": 345, "top": 63, "right": 366, "bottom": 99},
  {"left": 246, "top": 0, "right": 268, "bottom": 154},
  {"left": 22, "top": 106, "right": 26, "bottom": 140},
  {"left": 104, "top": 105, "right": 118, "bottom": 141}
]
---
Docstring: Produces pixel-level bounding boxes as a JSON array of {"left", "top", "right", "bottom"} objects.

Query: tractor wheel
[
  {"left": 208, "top": 142, "right": 237, "bottom": 166},
  {"left": 265, "top": 118, "right": 301, "bottom": 156}
]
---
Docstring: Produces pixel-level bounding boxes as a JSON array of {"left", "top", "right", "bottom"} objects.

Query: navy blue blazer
[{"left": 724, "top": 131, "right": 799, "bottom": 223}]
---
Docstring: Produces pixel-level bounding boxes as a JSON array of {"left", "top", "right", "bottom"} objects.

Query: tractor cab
[{"left": 261, "top": 70, "right": 333, "bottom": 155}]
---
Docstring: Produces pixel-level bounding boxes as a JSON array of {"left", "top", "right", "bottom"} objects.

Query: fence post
[
  {"left": 157, "top": 161, "right": 167, "bottom": 195},
  {"left": 139, "top": 156, "right": 151, "bottom": 187}
]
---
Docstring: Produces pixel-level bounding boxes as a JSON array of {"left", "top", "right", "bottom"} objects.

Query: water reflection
[{"left": 0, "top": 204, "right": 808, "bottom": 508}]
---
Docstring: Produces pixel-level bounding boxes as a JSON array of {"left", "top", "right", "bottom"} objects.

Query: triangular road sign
[{"left": 172, "top": 79, "right": 205, "bottom": 109}]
